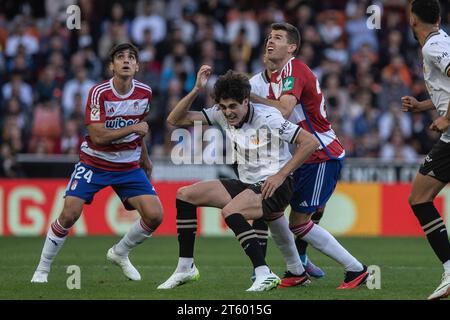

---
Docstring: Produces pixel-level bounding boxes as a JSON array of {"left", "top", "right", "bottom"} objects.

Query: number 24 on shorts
[{"left": 74, "top": 165, "right": 93, "bottom": 183}]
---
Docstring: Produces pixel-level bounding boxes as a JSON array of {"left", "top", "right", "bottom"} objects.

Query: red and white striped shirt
[
  {"left": 80, "top": 78, "right": 152, "bottom": 171},
  {"left": 268, "top": 57, "right": 345, "bottom": 163}
]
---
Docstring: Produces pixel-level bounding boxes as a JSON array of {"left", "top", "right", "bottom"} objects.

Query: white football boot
[
  {"left": 246, "top": 272, "right": 280, "bottom": 292},
  {"left": 428, "top": 272, "right": 450, "bottom": 300},
  {"left": 107, "top": 246, "right": 141, "bottom": 281},
  {"left": 157, "top": 265, "right": 200, "bottom": 289}
]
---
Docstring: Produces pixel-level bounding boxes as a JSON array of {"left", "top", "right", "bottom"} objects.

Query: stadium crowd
[{"left": 0, "top": 0, "right": 449, "bottom": 177}]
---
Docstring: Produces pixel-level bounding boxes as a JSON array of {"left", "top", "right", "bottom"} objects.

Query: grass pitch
[{"left": 0, "top": 236, "right": 444, "bottom": 300}]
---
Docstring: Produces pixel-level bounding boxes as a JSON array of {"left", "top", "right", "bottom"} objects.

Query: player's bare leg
[
  {"left": 289, "top": 210, "right": 368, "bottom": 289},
  {"left": 158, "top": 180, "right": 232, "bottom": 289},
  {"left": 409, "top": 173, "right": 450, "bottom": 300},
  {"left": 107, "top": 194, "right": 163, "bottom": 281},
  {"left": 31, "top": 196, "right": 84, "bottom": 283}
]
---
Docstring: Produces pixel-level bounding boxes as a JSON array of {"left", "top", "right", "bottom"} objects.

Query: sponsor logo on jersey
[
  {"left": 107, "top": 107, "right": 115, "bottom": 114},
  {"left": 133, "top": 101, "right": 139, "bottom": 112},
  {"left": 105, "top": 117, "right": 139, "bottom": 129},
  {"left": 282, "top": 76, "right": 295, "bottom": 91},
  {"left": 90, "top": 104, "right": 100, "bottom": 121},
  {"left": 437, "top": 51, "right": 449, "bottom": 64},
  {"left": 279, "top": 120, "right": 290, "bottom": 135}
]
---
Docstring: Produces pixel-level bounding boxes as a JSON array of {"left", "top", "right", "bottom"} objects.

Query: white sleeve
[
  {"left": 266, "top": 111, "right": 302, "bottom": 144},
  {"left": 201, "top": 105, "right": 225, "bottom": 127},
  {"left": 424, "top": 41, "right": 450, "bottom": 76}
]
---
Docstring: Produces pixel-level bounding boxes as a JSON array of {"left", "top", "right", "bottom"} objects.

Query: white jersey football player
[
  {"left": 158, "top": 65, "right": 319, "bottom": 291},
  {"left": 402, "top": 0, "right": 450, "bottom": 300}
]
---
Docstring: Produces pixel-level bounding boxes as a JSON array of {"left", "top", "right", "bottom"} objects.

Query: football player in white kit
[
  {"left": 402, "top": 0, "right": 450, "bottom": 300},
  {"left": 158, "top": 65, "right": 320, "bottom": 291}
]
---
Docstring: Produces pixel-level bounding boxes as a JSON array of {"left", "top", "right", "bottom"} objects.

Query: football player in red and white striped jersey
[
  {"left": 251, "top": 23, "right": 369, "bottom": 289},
  {"left": 31, "top": 43, "right": 163, "bottom": 283}
]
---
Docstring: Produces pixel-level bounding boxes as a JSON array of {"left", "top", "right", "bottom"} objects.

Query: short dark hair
[
  {"left": 109, "top": 43, "right": 139, "bottom": 62},
  {"left": 411, "top": 0, "right": 441, "bottom": 24},
  {"left": 213, "top": 70, "right": 251, "bottom": 104},
  {"left": 271, "top": 22, "right": 301, "bottom": 55}
]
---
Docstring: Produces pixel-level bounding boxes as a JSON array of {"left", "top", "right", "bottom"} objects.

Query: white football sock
[
  {"left": 254, "top": 265, "right": 271, "bottom": 277},
  {"left": 114, "top": 219, "right": 153, "bottom": 256},
  {"left": 301, "top": 224, "right": 363, "bottom": 272},
  {"left": 444, "top": 260, "right": 450, "bottom": 274},
  {"left": 267, "top": 216, "right": 305, "bottom": 275},
  {"left": 176, "top": 257, "right": 195, "bottom": 272},
  {"left": 36, "top": 222, "right": 68, "bottom": 273}
]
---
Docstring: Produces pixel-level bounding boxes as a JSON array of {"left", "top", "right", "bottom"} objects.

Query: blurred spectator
[
  {"left": 345, "top": 1, "right": 378, "bottom": 53},
  {"left": 318, "top": 11, "right": 344, "bottom": 45},
  {"left": 378, "top": 102, "right": 412, "bottom": 142},
  {"left": 381, "top": 54, "right": 412, "bottom": 87},
  {"left": 380, "top": 129, "right": 418, "bottom": 163},
  {"left": 35, "top": 65, "right": 62, "bottom": 102},
  {"left": 62, "top": 68, "right": 95, "bottom": 118},
  {"left": 4, "top": 21, "right": 39, "bottom": 57},
  {"left": 0, "top": 143, "right": 23, "bottom": 177},
  {"left": 58, "top": 119, "right": 83, "bottom": 154},
  {"left": 28, "top": 100, "right": 62, "bottom": 154},
  {"left": 2, "top": 72, "right": 33, "bottom": 109},
  {"left": 226, "top": 9, "right": 260, "bottom": 48},
  {"left": 131, "top": 1, "right": 166, "bottom": 45}
]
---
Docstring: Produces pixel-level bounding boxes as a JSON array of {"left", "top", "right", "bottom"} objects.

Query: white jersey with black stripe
[
  {"left": 422, "top": 29, "right": 450, "bottom": 142},
  {"left": 202, "top": 104, "right": 302, "bottom": 184}
]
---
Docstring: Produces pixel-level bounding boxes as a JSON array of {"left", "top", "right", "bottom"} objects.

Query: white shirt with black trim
[
  {"left": 202, "top": 103, "right": 302, "bottom": 184},
  {"left": 422, "top": 29, "right": 450, "bottom": 142}
]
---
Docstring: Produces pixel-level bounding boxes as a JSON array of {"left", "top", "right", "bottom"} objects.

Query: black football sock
[
  {"left": 225, "top": 213, "right": 266, "bottom": 268},
  {"left": 176, "top": 199, "right": 197, "bottom": 258},
  {"left": 412, "top": 202, "right": 450, "bottom": 263},
  {"left": 252, "top": 218, "right": 269, "bottom": 258}
]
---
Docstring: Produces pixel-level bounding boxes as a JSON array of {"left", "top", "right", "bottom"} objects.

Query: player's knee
[
  {"left": 59, "top": 207, "right": 82, "bottom": 228},
  {"left": 408, "top": 193, "right": 432, "bottom": 206},
  {"left": 289, "top": 212, "right": 311, "bottom": 227},
  {"left": 176, "top": 186, "right": 194, "bottom": 204},
  {"left": 141, "top": 206, "right": 163, "bottom": 229}
]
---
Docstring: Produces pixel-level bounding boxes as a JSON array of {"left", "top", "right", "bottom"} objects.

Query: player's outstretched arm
[
  {"left": 167, "top": 65, "right": 212, "bottom": 127},
  {"left": 261, "top": 129, "right": 319, "bottom": 199},
  {"left": 88, "top": 121, "right": 148, "bottom": 146},
  {"left": 401, "top": 96, "right": 434, "bottom": 112},
  {"left": 250, "top": 93, "right": 297, "bottom": 119}
]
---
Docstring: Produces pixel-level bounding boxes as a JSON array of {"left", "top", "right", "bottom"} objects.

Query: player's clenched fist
[
  {"left": 195, "top": 65, "right": 212, "bottom": 89},
  {"left": 401, "top": 96, "right": 420, "bottom": 112},
  {"left": 133, "top": 122, "right": 149, "bottom": 136}
]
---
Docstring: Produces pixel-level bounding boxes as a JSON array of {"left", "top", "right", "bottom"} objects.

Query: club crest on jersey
[
  {"left": 133, "top": 101, "right": 139, "bottom": 112},
  {"left": 70, "top": 180, "right": 78, "bottom": 190},
  {"left": 90, "top": 104, "right": 100, "bottom": 121},
  {"left": 250, "top": 135, "right": 260, "bottom": 145},
  {"left": 282, "top": 76, "right": 294, "bottom": 92}
]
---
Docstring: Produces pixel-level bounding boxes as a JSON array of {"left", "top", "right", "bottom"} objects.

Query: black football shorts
[
  {"left": 419, "top": 140, "right": 450, "bottom": 183},
  {"left": 220, "top": 176, "right": 293, "bottom": 218}
]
